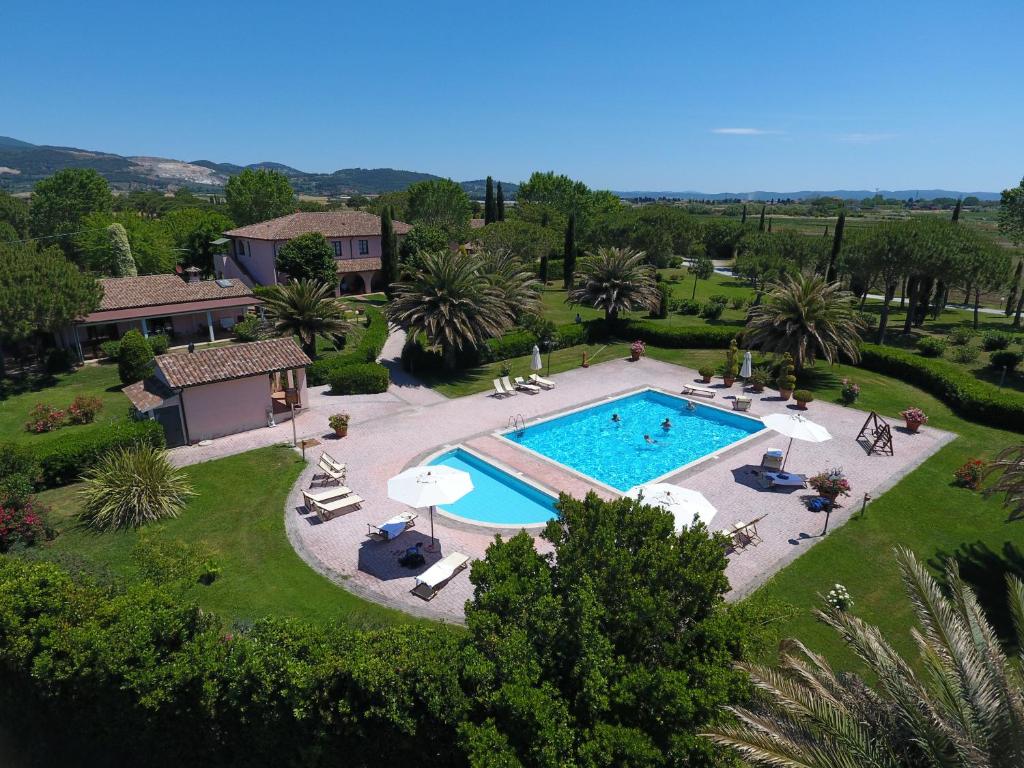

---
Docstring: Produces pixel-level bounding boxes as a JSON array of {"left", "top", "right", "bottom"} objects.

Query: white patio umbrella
[
  {"left": 531, "top": 344, "right": 543, "bottom": 371},
  {"left": 740, "top": 350, "right": 753, "bottom": 379},
  {"left": 387, "top": 465, "right": 473, "bottom": 550},
  {"left": 625, "top": 483, "right": 718, "bottom": 531},
  {"left": 761, "top": 412, "right": 832, "bottom": 471}
]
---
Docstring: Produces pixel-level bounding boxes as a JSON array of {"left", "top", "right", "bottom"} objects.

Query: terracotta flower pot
[
  {"left": 796, "top": 399, "right": 809, "bottom": 410},
  {"left": 779, "top": 388, "right": 793, "bottom": 401},
  {"left": 723, "top": 377, "right": 735, "bottom": 387},
  {"left": 701, "top": 375, "right": 712, "bottom": 384},
  {"left": 334, "top": 426, "right": 348, "bottom": 438},
  {"left": 904, "top": 420, "right": 921, "bottom": 433},
  {"left": 630, "top": 351, "right": 641, "bottom": 362}
]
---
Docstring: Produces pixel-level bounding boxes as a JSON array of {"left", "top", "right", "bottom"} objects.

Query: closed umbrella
[
  {"left": 531, "top": 344, "right": 543, "bottom": 372},
  {"left": 740, "top": 351, "right": 753, "bottom": 379},
  {"left": 761, "top": 412, "right": 832, "bottom": 470},
  {"left": 625, "top": 483, "right": 717, "bottom": 530},
  {"left": 387, "top": 465, "right": 473, "bottom": 550}
]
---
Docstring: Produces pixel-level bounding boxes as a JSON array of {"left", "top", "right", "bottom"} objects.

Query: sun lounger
[
  {"left": 681, "top": 384, "right": 716, "bottom": 398},
  {"left": 305, "top": 493, "right": 363, "bottom": 522},
  {"left": 760, "top": 450, "right": 784, "bottom": 471},
  {"left": 316, "top": 456, "right": 347, "bottom": 484},
  {"left": 513, "top": 376, "right": 541, "bottom": 394},
  {"left": 367, "top": 512, "right": 417, "bottom": 542},
  {"left": 303, "top": 486, "right": 352, "bottom": 505},
  {"left": 321, "top": 452, "right": 346, "bottom": 473},
  {"left": 492, "top": 378, "right": 513, "bottom": 398},
  {"left": 411, "top": 552, "right": 471, "bottom": 600},
  {"left": 529, "top": 374, "right": 555, "bottom": 389},
  {"left": 758, "top": 471, "right": 807, "bottom": 490},
  {"left": 501, "top": 376, "right": 525, "bottom": 396}
]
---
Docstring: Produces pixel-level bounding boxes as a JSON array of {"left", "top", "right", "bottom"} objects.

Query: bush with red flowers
[
  {"left": 0, "top": 499, "right": 47, "bottom": 551},
  {"left": 24, "top": 403, "right": 65, "bottom": 433},
  {"left": 66, "top": 395, "right": 103, "bottom": 425},
  {"left": 953, "top": 458, "right": 985, "bottom": 490}
]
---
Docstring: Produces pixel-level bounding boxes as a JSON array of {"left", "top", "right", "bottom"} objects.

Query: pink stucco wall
[{"left": 181, "top": 374, "right": 272, "bottom": 442}]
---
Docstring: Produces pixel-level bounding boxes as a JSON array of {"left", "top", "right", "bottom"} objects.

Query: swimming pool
[
  {"left": 501, "top": 389, "right": 764, "bottom": 491},
  {"left": 426, "top": 447, "right": 558, "bottom": 526}
]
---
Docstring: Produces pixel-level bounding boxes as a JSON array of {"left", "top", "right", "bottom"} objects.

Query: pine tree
[
  {"left": 496, "top": 182, "right": 505, "bottom": 221},
  {"left": 107, "top": 223, "right": 137, "bottom": 277},
  {"left": 825, "top": 210, "right": 845, "bottom": 282},
  {"left": 484, "top": 176, "right": 496, "bottom": 224},
  {"left": 758, "top": 205, "right": 766, "bottom": 232},
  {"left": 380, "top": 206, "right": 398, "bottom": 298},
  {"left": 562, "top": 212, "right": 577, "bottom": 289}
]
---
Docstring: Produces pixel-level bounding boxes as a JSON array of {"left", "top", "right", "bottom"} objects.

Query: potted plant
[
  {"left": 900, "top": 407, "right": 928, "bottom": 433},
  {"left": 808, "top": 468, "right": 851, "bottom": 506},
  {"left": 748, "top": 366, "right": 769, "bottom": 393},
  {"left": 840, "top": 378, "right": 860, "bottom": 405},
  {"left": 723, "top": 338, "right": 739, "bottom": 387},
  {"left": 329, "top": 413, "right": 350, "bottom": 438},
  {"left": 630, "top": 339, "right": 646, "bottom": 362},
  {"left": 776, "top": 353, "right": 796, "bottom": 400},
  {"left": 698, "top": 365, "right": 715, "bottom": 384},
  {"left": 793, "top": 389, "right": 814, "bottom": 410}
]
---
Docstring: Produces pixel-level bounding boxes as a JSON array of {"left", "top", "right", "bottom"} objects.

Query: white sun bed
[
  {"left": 316, "top": 454, "right": 347, "bottom": 484},
  {"left": 681, "top": 384, "right": 716, "bottom": 398},
  {"left": 500, "top": 376, "right": 525, "bottom": 396},
  {"left": 303, "top": 486, "right": 352, "bottom": 505},
  {"left": 304, "top": 492, "right": 363, "bottom": 522},
  {"left": 411, "top": 552, "right": 471, "bottom": 600},
  {"left": 492, "top": 378, "right": 512, "bottom": 398},
  {"left": 513, "top": 376, "right": 541, "bottom": 394},
  {"left": 529, "top": 374, "right": 555, "bottom": 389},
  {"left": 759, "top": 471, "right": 807, "bottom": 489},
  {"left": 367, "top": 512, "right": 417, "bottom": 542}
]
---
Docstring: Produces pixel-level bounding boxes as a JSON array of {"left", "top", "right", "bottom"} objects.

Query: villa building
[
  {"left": 219, "top": 211, "right": 411, "bottom": 296},
  {"left": 56, "top": 272, "right": 260, "bottom": 361}
]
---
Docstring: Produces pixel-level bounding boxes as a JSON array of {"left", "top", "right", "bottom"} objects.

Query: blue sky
[{"left": 4, "top": 1, "right": 1022, "bottom": 192}]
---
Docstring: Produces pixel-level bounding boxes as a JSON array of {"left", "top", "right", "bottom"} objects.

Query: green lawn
[
  {"left": 31, "top": 446, "right": 416, "bottom": 629},
  {"left": 0, "top": 363, "right": 125, "bottom": 446}
]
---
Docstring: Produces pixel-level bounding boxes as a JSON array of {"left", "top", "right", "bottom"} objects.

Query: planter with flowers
[
  {"left": 900, "top": 407, "right": 928, "bottom": 433},
  {"left": 329, "top": 413, "right": 350, "bottom": 438},
  {"left": 776, "top": 353, "right": 796, "bottom": 400},
  {"left": 748, "top": 366, "right": 769, "bottom": 393},
  {"left": 630, "top": 339, "right": 646, "bottom": 362},
  {"left": 840, "top": 378, "right": 860, "bottom": 405},
  {"left": 808, "top": 468, "right": 851, "bottom": 507},
  {"left": 953, "top": 458, "right": 985, "bottom": 490}
]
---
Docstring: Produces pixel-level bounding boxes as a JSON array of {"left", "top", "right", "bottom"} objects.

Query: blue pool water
[
  {"left": 503, "top": 389, "right": 764, "bottom": 491},
  {"left": 427, "top": 448, "right": 558, "bottom": 526}
]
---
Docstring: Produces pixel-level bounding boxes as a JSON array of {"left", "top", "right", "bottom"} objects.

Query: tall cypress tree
[
  {"left": 825, "top": 210, "right": 845, "bottom": 282},
  {"left": 758, "top": 205, "right": 766, "bottom": 232},
  {"left": 767, "top": 217, "right": 773, "bottom": 233},
  {"left": 484, "top": 176, "right": 496, "bottom": 224},
  {"left": 539, "top": 254, "right": 549, "bottom": 284},
  {"left": 380, "top": 206, "right": 398, "bottom": 297},
  {"left": 496, "top": 182, "right": 505, "bottom": 221},
  {"left": 740, "top": 205, "right": 747, "bottom": 225},
  {"left": 563, "top": 212, "right": 577, "bottom": 290},
  {"left": 951, "top": 198, "right": 962, "bottom": 222}
]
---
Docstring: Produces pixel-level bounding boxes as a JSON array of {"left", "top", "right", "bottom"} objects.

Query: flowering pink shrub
[
  {"left": 953, "top": 458, "right": 985, "bottom": 490},
  {"left": 0, "top": 501, "right": 46, "bottom": 551},
  {"left": 808, "top": 469, "right": 852, "bottom": 499},
  {"left": 24, "top": 403, "right": 65, "bottom": 433},
  {"left": 840, "top": 378, "right": 860, "bottom": 405},
  {"left": 901, "top": 407, "right": 928, "bottom": 424},
  {"left": 630, "top": 339, "right": 646, "bottom": 357},
  {"left": 66, "top": 395, "right": 103, "bottom": 425}
]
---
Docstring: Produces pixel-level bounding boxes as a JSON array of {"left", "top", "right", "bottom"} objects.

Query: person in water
[
  {"left": 661, "top": 418, "right": 672, "bottom": 431},
  {"left": 644, "top": 434, "right": 658, "bottom": 445},
  {"left": 686, "top": 401, "right": 697, "bottom": 412},
  {"left": 611, "top": 413, "right": 621, "bottom": 424}
]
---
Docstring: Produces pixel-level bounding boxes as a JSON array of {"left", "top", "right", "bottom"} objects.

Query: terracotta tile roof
[
  {"left": 156, "top": 338, "right": 312, "bottom": 389},
  {"left": 98, "top": 275, "right": 254, "bottom": 311},
  {"left": 335, "top": 257, "right": 382, "bottom": 273},
  {"left": 121, "top": 377, "right": 175, "bottom": 412},
  {"left": 224, "top": 211, "right": 412, "bottom": 240}
]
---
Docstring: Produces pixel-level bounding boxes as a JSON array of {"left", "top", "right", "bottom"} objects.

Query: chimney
[{"left": 184, "top": 266, "right": 202, "bottom": 283}]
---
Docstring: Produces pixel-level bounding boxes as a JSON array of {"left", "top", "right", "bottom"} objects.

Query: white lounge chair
[
  {"left": 491, "top": 378, "right": 513, "bottom": 398},
  {"left": 367, "top": 512, "right": 417, "bottom": 542},
  {"left": 681, "top": 384, "right": 716, "bottom": 398},
  {"left": 321, "top": 451, "right": 346, "bottom": 473},
  {"left": 529, "top": 373, "right": 555, "bottom": 389},
  {"left": 317, "top": 455, "right": 347, "bottom": 484},
  {"left": 302, "top": 491, "right": 363, "bottom": 522},
  {"left": 500, "top": 376, "right": 524, "bottom": 396},
  {"left": 513, "top": 376, "right": 541, "bottom": 394},
  {"left": 303, "top": 486, "right": 352, "bottom": 505},
  {"left": 758, "top": 471, "right": 807, "bottom": 490},
  {"left": 411, "top": 552, "right": 471, "bottom": 600}
]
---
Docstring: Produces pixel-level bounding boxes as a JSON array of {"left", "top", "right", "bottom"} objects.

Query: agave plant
[
  {"left": 78, "top": 446, "right": 195, "bottom": 531},
  {"left": 705, "top": 547, "right": 1024, "bottom": 768},
  {"left": 744, "top": 273, "right": 865, "bottom": 373},
  {"left": 567, "top": 246, "right": 659, "bottom": 325},
  {"left": 986, "top": 443, "right": 1024, "bottom": 520},
  {"left": 259, "top": 279, "right": 350, "bottom": 359}
]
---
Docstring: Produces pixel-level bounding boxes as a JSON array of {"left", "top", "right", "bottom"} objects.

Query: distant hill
[
  {"left": 615, "top": 188, "right": 1003, "bottom": 201},
  {"left": 0, "top": 136, "right": 36, "bottom": 149},
  {"left": 460, "top": 179, "right": 520, "bottom": 199}
]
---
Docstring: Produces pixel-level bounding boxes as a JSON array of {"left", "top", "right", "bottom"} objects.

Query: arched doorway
[
  {"left": 338, "top": 273, "right": 366, "bottom": 295},
  {"left": 369, "top": 270, "right": 387, "bottom": 293}
]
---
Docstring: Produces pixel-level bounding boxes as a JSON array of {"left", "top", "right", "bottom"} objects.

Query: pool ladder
[{"left": 507, "top": 413, "right": 526, "bottom": 437}]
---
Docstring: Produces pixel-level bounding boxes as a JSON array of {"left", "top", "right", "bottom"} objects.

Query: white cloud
[
  {"left": 837, "top": 132, "right": 897, "bottom": 144},
  {"left": 711, "top": 127, "right": 774, "bottom": 135}
]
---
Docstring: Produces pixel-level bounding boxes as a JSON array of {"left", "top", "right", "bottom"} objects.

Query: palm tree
[
  {"left": 386, "top": 249, "right": 514, "bottom": 371},
  {"left": 476, "top": 248, "right": 542, "bottom": 319},
  {"left": 986, "top": 444, "right": 1024, "bottom": 520},
  {"left": 744, "top": 273, "right": 865, "bottom": 373},
  {"left": 260, "top": 279, "right": 349, "bottom": 359},
  {"left": 566, "top": 246, "right": 659, "bottom": 326},
  {"left": 706, "top": 548, "right": 1024, "bottom": 768}
]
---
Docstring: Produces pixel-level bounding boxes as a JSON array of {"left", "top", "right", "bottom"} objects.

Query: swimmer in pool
[
  {"left": 644, "top": 434, "right": 658, "bottom": 445},
  {"left": 686, "top": 401, "right": 697, "bottom": 412},
  {"left": 611, "top": 413, "right": 621, "bottom": 424},
  {"left": 661, "top": 418, "right": 672, "bottom": 431}
]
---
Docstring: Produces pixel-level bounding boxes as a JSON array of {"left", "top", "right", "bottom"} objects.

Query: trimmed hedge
[
  {"left": 858, "top": 343, "right": 1024, "bottom": 432},
  {"left": 328, "top": 362, "right": 390, "bottom": 395},
  {"left": 32, "top": 418, "right": 165, "bottom": 488},
  {"left": 307, "top": 305, "right": 390, "bottom": 387},
  {"left": 612, "top": 320, "right": 742, "bottom": 349}
]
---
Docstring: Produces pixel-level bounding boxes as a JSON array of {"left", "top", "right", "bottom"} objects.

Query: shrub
[
  {"left": 824, "top": 583, "right": 853, "bottom": 612},
  {"left": 708, "top": 294, "right": 729, "bottom": 305},
  {"left": 78, "top": 446, "right": 194, "bottom": 531},
  {"left": 699, "top": 301, "right": 725, "bottom": 320},
  {"left": 777, "top": 353, "right": 796, "bottom": 392},
  {"left": 724, "top": 338, "right": 739, "bottom": 378},
  {"left": 749, "top": 366, "right": 770, "bottom": 390},
  {"left": 981, "top": 331, "right": 1011, "bottom": 351},
  {"left": 729, "top": 296, "right": 748, "bottom": 310},
  {"left": 43, "top": 347, "right": 73, "bottom": 374},
  {"left": 147, "top": 334, "right": 170, "bottom": 356},
  {"left": 66, "top": 395, "right": 103, "bottom": 425},
  {"left": 953, "top": 458, "right": 985, "bottom": 490},
  {"left": 328, "top": 413, "right": 350, "bottom": 431},
  {"left": 675, "top": 298, "right": 701, "bottom": 315},
  {"left": 698, "top": 364, "right": 715, "bottom": 379},
  {"left": 0, "top": 500, "right": 46, "bottom": 552},
  {"left": 916, "top": 336, "right": 946, "bottom": 358},
  {"left": 34, "top": 418, "right": 165, "bottom": 488},
  {"left": 24, "top": 403, "right": 64, "bottom": 433},
  {"left": 117, "top": 330, "right": 154, "bottom": 385},
  {"left": 328, "top": 362, "right": 389, "bottom": 395},
  {"left": 840, "top": 378, "right": 860, "bottom": 405},
  {"left": 951, "top": 345, "right": 980, "bottom": 364},
  {"left": 653, "top": 284, "right": 670, "bottom": 319},
  {"left": 990, "top": 349, "right": 1022, "bottom": 371},
  {"left": 793, "top": 389, "right": 814, "bottom": 403},
  {"left": 232, "top": 315, "right": 266, "bottom": 342},
  {"left": 614, "top": 320, "right": 740, "bottom": 349},
  {"left": 0, "top": 444, "right": 41, "bottom": 495},
  {"left": 99, "top": 339, "right": 121, "bottom": 359},
  {"left": 947, "top": 327, "right": 975, "bottom": 346},
  {"left": 306, "top": 305, "right": 389, "bottom": 386},
  {"left": 858, "top": 343, "right": 1024, "bottom": 432}
]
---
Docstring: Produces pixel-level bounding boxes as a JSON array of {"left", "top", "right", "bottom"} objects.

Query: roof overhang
[{"left": 80, "top": 296, "right": 260, "bottom": 325}]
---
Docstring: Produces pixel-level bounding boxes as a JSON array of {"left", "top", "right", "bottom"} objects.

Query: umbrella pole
[
  {"left": 782, "top": 437, "right": 794, "bottom": 471},
  {"left": 427, "top": 504, "right": 436, "bottom": 551}
]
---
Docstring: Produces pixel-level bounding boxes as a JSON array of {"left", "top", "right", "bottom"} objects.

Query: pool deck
[{"left": 275, "top": 354, "right": 953, "bottom": 623}]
